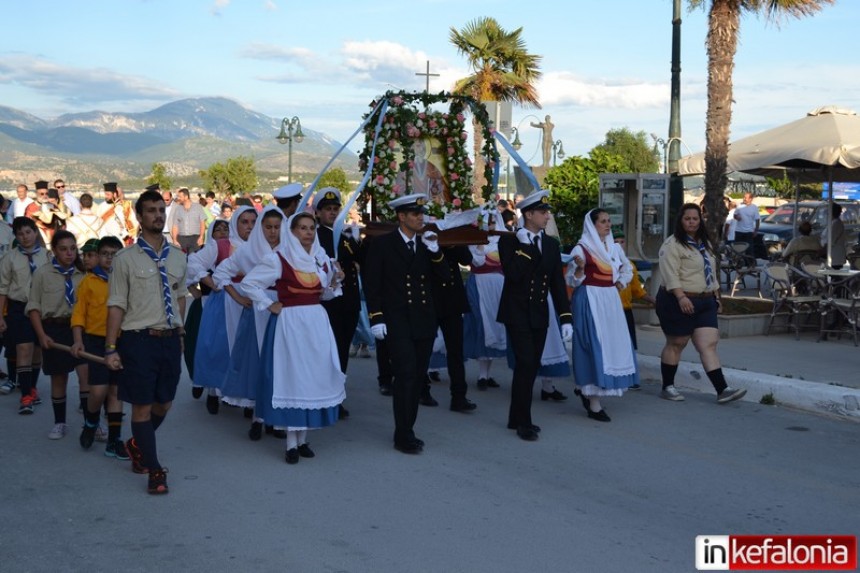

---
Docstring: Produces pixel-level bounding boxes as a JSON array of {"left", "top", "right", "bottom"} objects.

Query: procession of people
[{"left": 0, "top": 179, "right": 748, "bottom": 495}]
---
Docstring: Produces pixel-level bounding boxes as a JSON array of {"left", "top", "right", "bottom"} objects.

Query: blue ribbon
[
  {"left": 19, "top": 245, "right": 41, "bottom": 274},
  {"left": 137, "top": 237, "right": 174, "bottom": 326},
  {"left": 51, "top": 257, "right": 76, "bottom": 307},
  {"left": 493, "top": 132, "right": 543, "bottom": 192}
]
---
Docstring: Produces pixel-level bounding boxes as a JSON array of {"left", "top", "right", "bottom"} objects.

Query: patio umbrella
[{"left": 676, "top": 106, "right": 860, "bottom": 265}]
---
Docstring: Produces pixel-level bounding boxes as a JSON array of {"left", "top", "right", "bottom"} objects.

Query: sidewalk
[{"left": 632, "top": 324, "right": 860, "bottom": 420}]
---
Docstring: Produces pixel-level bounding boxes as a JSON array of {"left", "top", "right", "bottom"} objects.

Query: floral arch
[{"left": 358, "top": 91, "right": 498, "bottom": 219}]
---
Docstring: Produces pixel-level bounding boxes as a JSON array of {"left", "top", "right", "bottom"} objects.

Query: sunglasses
[{"left": 56, "top": 185, "right": 65, "bottom": 189}]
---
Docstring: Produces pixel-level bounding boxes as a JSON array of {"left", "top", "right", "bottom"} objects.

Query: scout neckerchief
[
  {"left": 137, "top": 237, "right": 174, "bottom": 326},
  {"left": 91, "top": 265, "right": 110, "bottom": 282},
  {"left": 19, "top": 245, "right": 41, "bottom": 274},
  {"left": 685, "top": 235, "right": 714, "bottom": 289},
  {"left": 51, "top": 256, "right": 76, "bottom": 307}
]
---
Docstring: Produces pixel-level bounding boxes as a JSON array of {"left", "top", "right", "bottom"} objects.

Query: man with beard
[
  {"left": 104, "top": 189, "right": 187, "bottom": 495},
  {"left": 25, "top": 181, "right": 66, "bottom": 246},
  {"left": 97, "top": 183, "right": 133, "bottom": 245}
]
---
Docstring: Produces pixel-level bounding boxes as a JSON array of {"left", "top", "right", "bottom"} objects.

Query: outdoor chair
[
  {"left": 762, "top": 262, "right": 820, "bottom": 340},
  {"left": 722, "top": 242, "right": 761, "bottom": 296},
  {"left": 787, "top": 249, "right": 822, "bottom": 268}
]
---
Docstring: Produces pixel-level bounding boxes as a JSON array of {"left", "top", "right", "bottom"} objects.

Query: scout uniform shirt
[
  {"left": 108, "top": 242, "right": 188, "bottom": 330},
  {"left": 25, "top": 263, "right": 84, "bottom": 318}
]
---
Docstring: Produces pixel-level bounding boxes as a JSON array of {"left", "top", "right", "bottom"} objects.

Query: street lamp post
[
  {"left": 551, "top": 140, "right": 565, "bottom": 166},
  {"left": 505, "top": 128, "right": 523, "bottom": 201},
  {"left": 276, "top": 116, "right": 304, "bottom": 183}
]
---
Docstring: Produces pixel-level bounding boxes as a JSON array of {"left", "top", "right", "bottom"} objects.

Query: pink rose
[
  {"left": 460, "top": 132, "right": 468, "bottom": 140},
  {"left": 450, "top": 173, "right": 460, "bottom": 181},
  {"left": 374, "top": 156, "right": 380, "bottom": 164},
  {"left": 418, "top": 112, "right": 426, "bottom": 119},
  {"left": 465, "top": 158, "right": 473, "bottom": 167},
  {"left": 390, "top": 161, "right": 398, "bottom": 170},
  {"left": 447, "top": 147, "right": 454, "bottom": 155},
  {"left": 452, "top": 198, "right": 462, "bottom": 207},
  {"left": 376, "top": 175, "right": 385, "bottom": 184},
  {"left": 429, "top": 120, "right": 437, "bottom": 129},
  {"left": 392, "top": 96, "right": 403, "bottom": 106},
  {"left": 457, "top": 113, "right": 465, "bottom": 122}
]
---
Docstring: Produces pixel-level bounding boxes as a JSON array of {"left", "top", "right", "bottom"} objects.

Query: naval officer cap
[
  {"left": 312, "top": 187, "right": 342, "bottom": 210},
  {"left": 273, "top": 182, "right": 303, "bottom": 200},
  {"left": 389, "top": 193, "right": 428, "bottom": 213},
  {"left": 517, "top": 190, "right": 552, "bottom": 213}
]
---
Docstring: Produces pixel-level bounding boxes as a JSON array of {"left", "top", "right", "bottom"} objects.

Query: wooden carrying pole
[
  {"left": 362, "top": 221, "right": 512, "bottom": 246},
  {"left": 49, "top": 342, "right": 107, "bottom": 366}
]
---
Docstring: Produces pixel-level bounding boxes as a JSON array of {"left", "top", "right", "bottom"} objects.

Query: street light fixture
[
  {"left": 504, "top": 127, "right": 523, "bottom": 201},
  {"left": 551, "top": 140, "right": 565, "bottom": 166},
  {"left": 511, "top": 127, "right": 522, "bottom": 150},
  {"left": 276, "top": 116, "right": 304, "bottom": 183}
]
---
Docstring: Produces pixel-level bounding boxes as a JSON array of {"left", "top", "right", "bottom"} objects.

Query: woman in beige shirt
[{"left": 655, "top": 204, "right": 746, "bottom": 405}]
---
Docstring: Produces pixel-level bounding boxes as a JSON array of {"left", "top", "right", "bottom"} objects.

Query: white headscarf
[
  {"left": 228, "top": 205, "right": 256, "bottom": 248},
  {"left": 205, "top": 218, "right": 229, "bottom": 246},
  {"left": 280, "top": 212, "right": 331, "bottom": 277},
  {"left": 230, "top": 205, "right": 285, "bottom": 274},
  {"left": 577, "top": 208, "right": 624, "bottom": 281}
]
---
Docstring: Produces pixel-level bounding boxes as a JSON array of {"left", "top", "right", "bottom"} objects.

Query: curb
[{"left": 637, "top": 355, "right": 860, "bottom": 420}]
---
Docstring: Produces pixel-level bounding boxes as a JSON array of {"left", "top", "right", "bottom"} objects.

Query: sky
[{"left": 2, "top": 0, "right": 859, "bottom": 165}]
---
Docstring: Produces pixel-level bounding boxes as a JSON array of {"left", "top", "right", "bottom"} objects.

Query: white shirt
[
  {"left": 8, "top": 197, "right": 34, "bottom": 223},
  {"left": 734, "top": 203, "right": 760, "bottom": 233},
  {"left": 60, "top": 192, "right": 81, "bottom": 216},
  {"left": 724, "top": 208, "right": 737, "bottom": 240}
]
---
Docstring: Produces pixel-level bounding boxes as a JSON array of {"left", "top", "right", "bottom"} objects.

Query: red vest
[{"left": 273, "top": 253, "right": 323, "bottom": 307}]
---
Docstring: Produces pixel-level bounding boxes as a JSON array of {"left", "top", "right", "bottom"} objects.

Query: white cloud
[
  {"left": 538, "top": 71, "right": 668, "bottom": 109},
  {"left": 211, "top": 0, "right": 230, "bottom": 15}
]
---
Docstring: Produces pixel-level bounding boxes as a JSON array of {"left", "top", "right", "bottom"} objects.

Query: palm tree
[
  {"left": 692, "top": 0, "right": 833, "bottom": 241},
  {"left": 449, "top": 17, "right": 542, "bottom": 196}
]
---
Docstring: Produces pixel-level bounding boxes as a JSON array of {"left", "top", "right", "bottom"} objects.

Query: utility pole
[{"left": 668, "top": 0, "right": 684, "bottom": 222}]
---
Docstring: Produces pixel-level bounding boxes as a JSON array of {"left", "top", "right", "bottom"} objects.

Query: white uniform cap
[
  {"left": 273, "top": 182, "right": 303, "bottom": 200},
  {"left": 517, "top": 190, "right": 551, "bottom": 212},
  {"left": 389, "top": 193, "right": 429, "bottom": 212},
  {"left": 312, "top": 187, "right": 343, "bottom": 211}
]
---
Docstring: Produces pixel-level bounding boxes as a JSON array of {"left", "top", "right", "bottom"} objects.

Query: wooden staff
[
  {"left": 362, "top": 221, "right": 512, "bottom": 246},
  {"left": 49, "top": 342, "right": 107, "bottom": 366}
]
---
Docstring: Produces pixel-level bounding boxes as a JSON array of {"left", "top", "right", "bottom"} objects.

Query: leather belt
[
  {"left": 683, "top": 291, "right": 717, "bottom": 299},
  {"left": 130, "top": 328, "right": 181, "bottom": 337},
  {"left": 42, "top": 317, "right": 71, "bottom": 325}
]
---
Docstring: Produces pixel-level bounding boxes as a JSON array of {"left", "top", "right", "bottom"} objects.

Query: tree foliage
[
  {"left": 316, "top": 167, "right": 350, "bottom": 195},
  {"left": 199, "top": 156, "right": 258, "bottom": 196},
  {"left": 766, "top": 172, "right": 821, "bottom": 200},
  {"left": 450, "top": 17, "right": 542, "bottom": 194},
  {"left": 591, "top": 128, "right": 660, "bottom": 174},
  {"left": 545, "top": 149, "right": 629, "bottom": 247},
  {"left": 147, "top": 163, "right": 172, "bottom": 191}
]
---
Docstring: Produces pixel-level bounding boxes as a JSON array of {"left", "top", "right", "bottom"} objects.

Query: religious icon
[{"left": 393, "top": 138, "right": 450, "bottom": 204}]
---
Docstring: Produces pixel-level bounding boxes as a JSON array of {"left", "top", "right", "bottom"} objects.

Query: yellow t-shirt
[{"left": 71, "top": 272, "right": 109, "bottom": 337}]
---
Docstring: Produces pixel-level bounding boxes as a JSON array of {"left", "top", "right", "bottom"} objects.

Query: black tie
[
  {"left": 533, "top": 235, "right": 540, "bottom": 252},
  {"left": 407, "top": 239, "right": 415, "bottom": 254}
]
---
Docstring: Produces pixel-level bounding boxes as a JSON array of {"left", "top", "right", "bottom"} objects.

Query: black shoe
[
  {"left": 541, "top": 389, "right": 568, "bottom": 402},
  {"left": 507, "top": 422, "right": 541, "bottom": 433},
  {"left": 79, "top": 424, "right": 96, "bottom": 450},
  {"left": 297, "top": 443, "right": 315, "bottom": 458},
  {"left": 206, "top": 395, "right": 220, "bottom": 415},
  {"left": 450, "top": 397, "right": 477, "bottom": 412},
  {"left": 243, "top": 407, "right": 253, "bottom": 419},
  {"left": 476, "top": 378, "right": 489, "bottom": 391},
  {"left": 427, "top": 371, "right": 441, "bottom": 382},
  {"left": 191, "top": 386, "right": 204, "bottom": 399},
  {"left": 379, "top": 383, "right": 393, "bottom": 396},
  {"left": 271, "top": 429, "right": 286, "bottom": 439},
  {"left": 516, "top": 426, "right": 539, "bottom": 441},
  {"left": 394, "top": 440, "right": 422, "bottom": 454},
  {"left": 573, "top": 388, "right": 589, "bottom": 412},
  {"left": 338, "top": 404, "right": 350, "bottom": 420},
  {"left": 248, "top": 421, "right": 262, "bottom": 441},
  {"left": 419, "top": 389, "right": 438, "bottom": 407},
  {"left": 485, "top": 377, "right": 500, "bottom": 388},
  {"left": 587, "top": 409, "right": 611, "bottom": 422},
  {"left": 285, "top": 448, "right": 299, "bottom": 464}
]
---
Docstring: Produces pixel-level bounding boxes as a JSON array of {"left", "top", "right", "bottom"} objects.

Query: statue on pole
[{"left": 530, "top": 114, "right": 555, "bottom": 167}]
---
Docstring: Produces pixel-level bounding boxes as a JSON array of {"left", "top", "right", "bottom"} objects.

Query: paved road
[{"left": 1, "top": 352, "right": 857, "bottom": 573}]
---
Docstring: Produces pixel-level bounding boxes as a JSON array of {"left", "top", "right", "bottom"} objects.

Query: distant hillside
[{"left": 0, "top": 97, "right": 359, "bottom": 188}]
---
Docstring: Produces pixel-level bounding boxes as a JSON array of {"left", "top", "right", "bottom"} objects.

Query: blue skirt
[
  {"left": 463, "top": 276, "right": 506, "bottom": 360},
  {"left": 256, "top": 313, "right": 340, "bottom": 429},
  {"left": 192, "top": 290, "right": 229, "bottom": 389},
  {"left": 220, "top": 307, "right": 270, "bottom": 404},
  {"left": 571, "top": 287, "right": 638, "bottom": 391}
]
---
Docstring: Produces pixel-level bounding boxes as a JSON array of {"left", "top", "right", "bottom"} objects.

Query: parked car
[{"left": 758, "top": 200, "right": 860, "bottom": 257}]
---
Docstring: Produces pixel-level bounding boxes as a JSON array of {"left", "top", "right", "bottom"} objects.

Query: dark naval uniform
[
  {"left": 365, "top": 208, "right": 450, "bottom": 452},
  {"left": 432, "top": 245, "right": 476, "bottom": 411},
  {"left": 317, "top": 225, "right": 361, "bottom": 373},
  {"left": 497, "top": 194, "right": 571, "bottom": 440}
]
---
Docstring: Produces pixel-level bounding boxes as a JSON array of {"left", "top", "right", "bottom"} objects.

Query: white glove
[
  {"left": 371, "top": 323, "right": 387, "bottom": 340},
  {"left": 422, "top": 231, "right": 439, "bottom": 253},
  {"left": 561, "top": 324, "right": 573, "bottom": 342},
  {"left": 516, "top": 228, "right": 532, "bottom": 245}
]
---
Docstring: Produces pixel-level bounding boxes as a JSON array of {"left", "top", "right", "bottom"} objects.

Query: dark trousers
[
  {"left": 177, "top": 235, "right": 200, "bottom": 254},
  {"left": 387, "top": 332, "right": 433, "bottom": 444},
  {"left": 375, "top": 338, "right": 393, "bottom": 385},
  {"left": 506, "top": 324, "right": 548, "bottom": 428},
  {"left": 437, "top": 312, "right": 467, "bottom": 398},
  {"left": 324, "top": 305, "right": 360, "bottom": 374}
]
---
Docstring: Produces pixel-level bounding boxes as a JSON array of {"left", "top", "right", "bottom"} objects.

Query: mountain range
[{"left": 0, "top": 97, "right": 359, "bottom": 189}]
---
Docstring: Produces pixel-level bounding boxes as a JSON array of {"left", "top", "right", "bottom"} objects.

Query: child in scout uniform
[
  {"left": 26, "top": 230, "right": 85, "bottom": 439},
  {"left": 0, "top": 217, "right": 50, "bottom": 414},
  {"left": 71, "top": 236, "right": 128, "bottom": 458}
]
